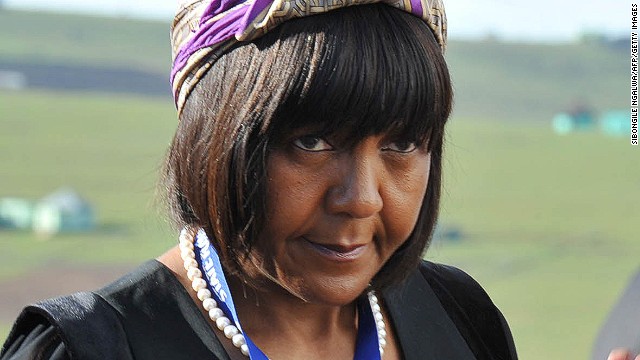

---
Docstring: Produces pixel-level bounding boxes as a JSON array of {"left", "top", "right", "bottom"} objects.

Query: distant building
[
  {"left": 32, "top": 188, "right": 96, "bottom": 236},
  {"left": 552, "top": 104, "right": 596, "bottom": 135},
  {"left": 553, "top": 107, "right": 630, "bottom": 137},
  {"left": 552, "top": 112, "right": 596, "bottom": 135},
  {"left": 600, "top": 110, "right": 630, "bottom": 137}
]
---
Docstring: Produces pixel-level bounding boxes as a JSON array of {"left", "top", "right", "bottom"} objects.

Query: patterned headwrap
[{"left": 170, "top": 0, "right": 447, "bottom": 114}]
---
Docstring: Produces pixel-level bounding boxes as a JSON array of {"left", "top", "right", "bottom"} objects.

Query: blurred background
[{"left": 0, "top": 1, "right": 635, "bottom": 359}]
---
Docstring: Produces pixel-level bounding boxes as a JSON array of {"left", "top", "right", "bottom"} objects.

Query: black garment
[
  {"left": 1, "top": 260, "right": 517, "bottom": 360},
  {"left": 592, "top": 268, "right": 640, "bottom": 360}
]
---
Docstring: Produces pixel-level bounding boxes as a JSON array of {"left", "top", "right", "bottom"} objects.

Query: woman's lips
[{"left": 302, "top": 237, "right": 368, "bottom": 262}]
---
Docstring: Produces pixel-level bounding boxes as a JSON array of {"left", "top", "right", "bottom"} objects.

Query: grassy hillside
[
  {"left": 0, "top": 10, "right": 170, "bottom": 74},
  {"left": 0, "top": 91, "right": 177, "bottom": 272},
  {"left": 0, "top": 10, "right": 628, "bottom": 122},
  {"left": 446, "top": 40, "right": 627, "bottom": 121}
]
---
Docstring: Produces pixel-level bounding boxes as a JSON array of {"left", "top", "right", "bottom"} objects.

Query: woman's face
[{"left": 258, "top": 129, "right": 431, "bottom": 305}]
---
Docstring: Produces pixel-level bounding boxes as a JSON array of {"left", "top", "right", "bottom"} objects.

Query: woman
[{"left": 1, "top": 0, "right": 518, "bottom": 359}]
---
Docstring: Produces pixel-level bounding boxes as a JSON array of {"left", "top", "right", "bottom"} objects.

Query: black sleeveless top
[{"left": 1, "top": 260, "right": 517, "bottom": 360}]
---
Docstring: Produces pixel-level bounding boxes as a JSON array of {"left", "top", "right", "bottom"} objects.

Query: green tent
[
  {"left": 32, "top": 188, "right": 95, "bottom": 236},
  {"left": 0, "top": 198, "right": 33, "bottom": 230}
]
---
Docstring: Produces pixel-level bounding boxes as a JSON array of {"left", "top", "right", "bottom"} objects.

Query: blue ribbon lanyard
[{"left": 193, "top": 229, "right": 382, "bottom": 360}]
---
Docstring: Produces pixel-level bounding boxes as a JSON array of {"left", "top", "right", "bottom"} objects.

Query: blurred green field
[
  {"left": 446, "top": 39, "right": 627, "bottom": 121},
  {"left": 0, "top": 90, "right": 177, "bottom": 273},
  {"left": 0, "top": 10, "right": 169, "bottom": 74},
  {"left": 0, "top": 9, "right": 636, "bottom": 360},
  {"left": 433, "top": 119, "right": 640, "bottom": 359},
  {"left": 0, "top": 10, "right": 627, "bottom": 121},
  {"left": 1, "top": 90, "right": 637, "bottom": 359}
]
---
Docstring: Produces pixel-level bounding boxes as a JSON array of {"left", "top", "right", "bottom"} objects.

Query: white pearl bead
[
  {"left": 209, "top": 308, "right": 224, "bottom": 320},
  {"left": 202, "top": 298, "right": 217, "bottom": 311},
  {"left": 369, "top": 294, "right": 379, "bottom": 303},
  {"left": 379, "top": 347, "right": 385, "bottom": 356},
  {"left": 374, "top": 312, "right": 383, "bottom": 322},
  {"left": 379, "top": 338, "right": 387, "bottom": 348},
  {"left": 372, "top": 303, "right": 381, "bottom": 312},
  {"left": 192, "top": 278, "right": 207, "bottom": 291},
  {"left": 183, "top": 258, "right": 197, "bottom": 270},
  {"left": 179, "top": 239, "right": 194, "bottom": 250},
  {"left": 187, "top": 267, "right": 202, "bottom": 281},
  {"left": 224, "top": 325, "right": 239, "bottom": 338},
  {"left": 376, "top": 320, "right": 385, "bottom": 330},
  {"left": 197, "top": 288, "right": 212, "bottom": 301},
  {"left": 378, "top": 328, "right": 387, "bottom": 339},
  {"left": 232, "top": 334, "right": 246, "bottom": 347},
  {"left": 240, "top": 344, "right": 249, "bottom": 356},
  {"left": 179, "top": 229, "right": 190, "bottom": 243},
  {"left": 216, "top": 316, "right": 231, "bottom": 330},
  {"left": 180, "top": 248, "right": 195, "bottom": 260}
]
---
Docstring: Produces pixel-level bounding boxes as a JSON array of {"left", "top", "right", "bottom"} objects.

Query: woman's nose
[{"left": 326, "top": 157, "right": 384, "bottom": 219}]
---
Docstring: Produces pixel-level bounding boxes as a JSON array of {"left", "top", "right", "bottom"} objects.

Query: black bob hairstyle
[{"left": 163, "top": 3, "right": 453, "bottom": 290}]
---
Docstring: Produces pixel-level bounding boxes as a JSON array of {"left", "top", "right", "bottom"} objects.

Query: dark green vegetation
[
  {"left": 0, "top": 9, "right": 636, "bottom": 359},
  {"left": 0, "top": 9, "right": 627, "bottom": 120},
  {"left": 446, "top": 39, "right": 627, "bottom": 121},
  {"left": 0, "top": 91, "right": 177, "bottom": 269},
  {"left": 0, "top": 10, "right": 169, "bottom": 74}
]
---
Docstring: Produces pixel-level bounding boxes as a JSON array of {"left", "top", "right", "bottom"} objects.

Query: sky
[{"left": 2, "top": 0, "right": 630, "bottom": 42}]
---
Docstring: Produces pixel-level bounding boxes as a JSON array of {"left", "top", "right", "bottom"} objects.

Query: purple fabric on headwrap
[
  {"left": 170, "top": 0, "right": 447, "bottom": 115},
  {"left": 409, "top": 0, "right": 423, "bottom": 17},
  {"left": 171, "top": 3, "right": 247, "bottom": 95}
]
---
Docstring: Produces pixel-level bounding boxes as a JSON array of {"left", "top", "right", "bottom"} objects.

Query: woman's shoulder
[
  {"left": 1, "top": 260, "right": 227, "bottom": 360},
  {"left": 1, "top": 319, "right": 68, "bottom": 360},
  {"left": 0, "top": 261, "right": 169, "bottom": 360},
  {"left": 0, "top": 291, "right": 131, "bottom": 360},
  {"left": 385, "top": 260, "right": 518, "bottom": 360},
  {"left": 423, "top": 260, "right": 518, "bottom": 360},
  {"left": 417, "top": 260, "right": 494, "bottom": 303}
]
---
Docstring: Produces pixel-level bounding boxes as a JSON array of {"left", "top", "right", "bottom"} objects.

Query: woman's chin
[
  {"left": 282, "top": 275, "right": 373, "bottom": 307},
  {"left": 239, "top": 254, "right": 378, "bottom": 306}
]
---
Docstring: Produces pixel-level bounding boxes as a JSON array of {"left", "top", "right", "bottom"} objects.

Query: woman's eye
[
  {"left": 383, "top": 141, "right": 417, "bottom": 153},
  {"left": 292, "top": 136, "right": 333, "bottom": 152}
]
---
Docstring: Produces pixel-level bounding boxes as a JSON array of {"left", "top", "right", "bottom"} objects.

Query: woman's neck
[
  {"left": 158, "top": 245, "right": 360, "bottom": 359},
  {"left": 227, "top": 274, "right": 360, "bottom": 359}
]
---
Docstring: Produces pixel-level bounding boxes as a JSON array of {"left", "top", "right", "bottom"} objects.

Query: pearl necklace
[{"left": 179, "top": 230, "right": 387, "bottom": 358}]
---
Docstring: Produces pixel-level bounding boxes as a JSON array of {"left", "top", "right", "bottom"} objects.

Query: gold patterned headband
[{"left": 170, "top": 0, "right": 447, "bottom": 115}]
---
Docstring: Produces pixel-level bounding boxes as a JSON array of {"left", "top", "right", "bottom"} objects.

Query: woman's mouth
[{"left": 302, "top": 237, "right": 368, "bottom": 262}]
